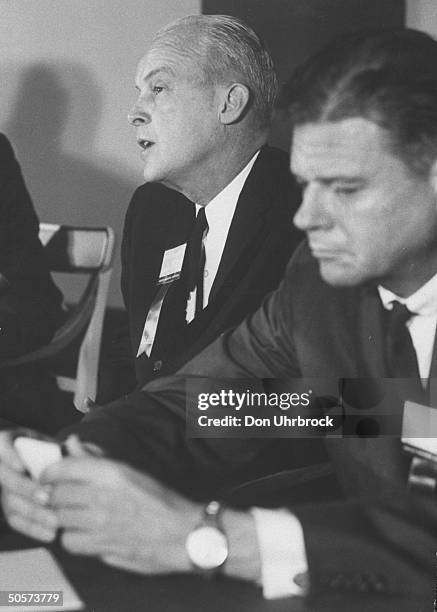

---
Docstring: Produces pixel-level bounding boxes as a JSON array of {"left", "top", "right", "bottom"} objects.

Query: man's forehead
[
  {"left": 136, "top": 48, "right": 175, "bottom": 78},
  {"left": 290, "top": 118, "right": 387, "bottom": 176},
  {"left": 135, "top": 43, "right": 197, "bottom": 85}
]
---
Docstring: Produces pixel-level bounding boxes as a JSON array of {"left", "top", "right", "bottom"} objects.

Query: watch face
[{"left": 186, "top": 525, "right": 228, "bottom": 570}]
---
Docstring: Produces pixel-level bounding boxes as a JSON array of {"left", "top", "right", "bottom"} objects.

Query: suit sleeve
[
  {"left": 96, "top": 191, "right": 136, "bottom": 403},
  {"left": 0, "top": 135, "right": 63, "bottom": 358},
  {"left": 65, "top": 244, "right": 436, "bottom": 601},
  {"left": 292, "top": 494, "right": 436, "bottom": 601},
  {"left": 62, "top": 262, "right": 319, "bottom": 498}
]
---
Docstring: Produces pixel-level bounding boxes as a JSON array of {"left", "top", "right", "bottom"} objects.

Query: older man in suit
[
  {"left": 97, "top": 14, "right": 301, "bottom": 401},
  {"left": 1, "top": 29, "right": 436, "bottom": 607}
]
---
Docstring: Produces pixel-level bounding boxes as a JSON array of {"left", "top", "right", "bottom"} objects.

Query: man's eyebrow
[
  {"left": 319, "top": 176, "right": 365, "bottom": 184},
  {"left": 292, "top": 174, "right": 365, "bottom": 184},
  {"left": 141, "top": 66, "right": 175, "bottom": 83}
]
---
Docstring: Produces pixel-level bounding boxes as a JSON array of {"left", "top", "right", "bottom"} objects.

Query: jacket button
[
  {"left": 369, "top": 575, "right": 386, "bottom": 592},
  {"left": 373, "top": 580, "right": 386, "bottom": 592},
  {"left": 153, "top": 359, "right": 163, "bottom": 373},
  {"left": 330, "top": 574, "right": 346, "bottom": 589}
]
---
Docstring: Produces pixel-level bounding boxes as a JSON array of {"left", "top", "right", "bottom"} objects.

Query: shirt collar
[
  {"left": 378, "top": 270, "right": 437, "bottom": 315},
  {"left": 195, "top": 150, "right": 260, "bottom": 224}
]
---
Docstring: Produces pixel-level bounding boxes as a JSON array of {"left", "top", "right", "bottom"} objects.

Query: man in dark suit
[
  {"left": 97, "top": 14, "right": 301, "bottom": 402},
  {"left": 1, "top": 29, "right": 436, "bottom": 607},
  {"left": 0, "top": 134, "right": 67, "bottom": 432},
  {"left": 0, "top": 134, "right": 63, "bottom": 359}
]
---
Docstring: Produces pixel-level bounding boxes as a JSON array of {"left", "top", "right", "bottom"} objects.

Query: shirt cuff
[{"left": 251, "top": 507, "right": 308, "bottom": 599}]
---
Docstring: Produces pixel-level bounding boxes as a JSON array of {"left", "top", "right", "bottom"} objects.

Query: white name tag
[
  {"left": 158, "top": 244, "right": 186, "bottom": 285},
  {"left": 402, "top": 400, "right": 437, "bottom": 459}
]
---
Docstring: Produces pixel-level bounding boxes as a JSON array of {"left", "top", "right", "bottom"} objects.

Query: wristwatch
[{"left": 185, "top": 500, "right": 228, "bottom": 575}]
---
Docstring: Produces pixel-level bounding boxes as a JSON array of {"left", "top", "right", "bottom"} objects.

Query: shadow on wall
[
  {"left": 4, "top": 63, "right": 133, "bottom": 226},
  {"left": 202, "top": 0, "right": 405, "bottom": 151},
  {"left": 3, "top": 63, "right": 137, "bottom": 306}
]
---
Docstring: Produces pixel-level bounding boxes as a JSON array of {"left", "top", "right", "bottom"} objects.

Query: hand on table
[
  {"left": 41, "top": 454, "right": 201, "bottom": 574},
  {"left": 1, "top": 432, "right": 261, "bottom": 582},
  {"left": 0, "top": 430, "right": 58, "bottom": 541}
]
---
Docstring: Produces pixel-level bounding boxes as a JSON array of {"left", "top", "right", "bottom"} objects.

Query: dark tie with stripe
[
  {"left": 385, "top": 300, "right": 428, "bottom": 406},
  {"left": 142, "top": 206, "right": 208, "bottom": 362},
  {"left": 156, "top": 206, "right": 208, "bottom": 347},
  {"left": 183, "top": 206, "right": 208, "bottom": 317},
  {"left": 385, "top": 301, "right": 420, "bottom": 379}
]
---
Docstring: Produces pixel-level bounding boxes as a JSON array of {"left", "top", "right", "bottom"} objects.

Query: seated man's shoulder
[
  {"left": 0, "top": 134, "right": 18, "bottom": 174},
  {"left": 0, "top": 133, "right": 11, "bottom": 151},
  {"left": 284, "top": 242, "right": 355, "bottom": 307},
  {"left": 255, "top": 146, "right": 301, "bottom": 209},
  {"left": 127, "top": 182, "right": 193, "bottom": 223},
  {"left": 255, "top": 146, "right": 294, "bottom": 183},
  {"left": 262, "top": 145, "right": 289, "bottom": 167},
  {"left": 125, "top": 183, "right": 194, "bottom": 244}
]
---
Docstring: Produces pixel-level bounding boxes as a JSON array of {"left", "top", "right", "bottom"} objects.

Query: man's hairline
[
  {"left": 142, "top": 42, "right": 254, "bottom": 92},
  {"left": 290, "top": 115, "right": 437, "bottom": 180}
]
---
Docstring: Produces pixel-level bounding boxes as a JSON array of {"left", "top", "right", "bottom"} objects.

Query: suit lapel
[
  {"left": 358, "top": 287, "right": 389, "bottom": 378},
  {"left": 210, "top": 148, "right": 273, "bottom": 300},
  {"left": 131, "top": 194, "right": 195, "bottom": 350},
  {"left": 424, "top": 323, "right": 437, "bottom": 405},
  {"left": 428, "top": 330, "right": 437, "bottom": 380},
  {"left": 325, "top": 286, "right": 409, "bottom": 496}
]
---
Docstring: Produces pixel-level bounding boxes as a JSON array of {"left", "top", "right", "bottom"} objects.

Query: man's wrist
[
  {"left": 221, "top": 507, "right": 261, "bottom": 583},
  {"left": 175, "top": 499, "right": 203, "bottom": 573}
]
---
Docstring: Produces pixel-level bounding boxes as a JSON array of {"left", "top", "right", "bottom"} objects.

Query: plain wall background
[
  {"left": 203, "top": 0, "right": 405, "bottom": 151},
  {"left": 0, "top": 0, "right": 406, "bottom": 307},
  {"left": 0, "top": 0, "right": 200, "bottom": 306}
]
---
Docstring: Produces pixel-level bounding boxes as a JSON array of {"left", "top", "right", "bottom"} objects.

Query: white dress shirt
[
  {"left": 186, "top": 151, "right": 259, "bottom": 322},
  {"left": 136, "top": 151, "right": 260, "bottom": 357},
  {"left": 252, "top": 507, "right": 308, "bottom": 599},
  {"left": 253, "top": 272, "right": 437, "bottom": 599},
  {"left": 378, "top": 273, "right": 437, "bottom": 378}
]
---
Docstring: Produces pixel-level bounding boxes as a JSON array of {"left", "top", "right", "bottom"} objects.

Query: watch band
[
  {"left": 185, "top": 500, "right": 228, "bottom": 575},
  {"left": 203, "top": 500, "right": 223, "bottom": 524}
]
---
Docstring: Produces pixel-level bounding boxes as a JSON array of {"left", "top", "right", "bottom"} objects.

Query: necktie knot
[{"left": 387, "top": 301, "right": 415, "bottom": 336}]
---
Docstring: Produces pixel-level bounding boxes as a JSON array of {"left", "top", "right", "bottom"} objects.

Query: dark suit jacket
[
  {"left": 98, "top": 146, "right": 303, "bottom": 401},
  {"left": 73, "top": 242, "right": 435, "bottom": 602},
  {"left": 0, "top": 134, "right": 63, "bottom": 359}
]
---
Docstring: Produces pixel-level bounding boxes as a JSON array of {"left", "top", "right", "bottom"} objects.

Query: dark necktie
[
  {"left": 182, "top": 206, "right": 208, "bottom": 317},
  {"left": 145, "top": 206, "right": 208, "bottom": 359},
  {"left": 385, "top": 301, "right": 420, "bottom": 380}
]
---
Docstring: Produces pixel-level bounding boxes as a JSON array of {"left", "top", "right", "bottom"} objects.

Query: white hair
[{"left": 152, "top": 14, "right": 279, "bottom": 130}]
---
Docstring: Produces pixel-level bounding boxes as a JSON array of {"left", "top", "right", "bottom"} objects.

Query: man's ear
[{"left": 218, "top": 83, "right": 250, "bottom": 125}]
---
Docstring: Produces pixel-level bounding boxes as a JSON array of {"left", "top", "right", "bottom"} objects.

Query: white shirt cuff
[{"left": 251, "top": 507, "right": 308, "bottom": 599}]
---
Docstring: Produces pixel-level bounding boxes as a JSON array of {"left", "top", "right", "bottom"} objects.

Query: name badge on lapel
[
  {"left": 157, "top": 243, "right": 186, "bottom": 285},
  {"left": 136, "top": 244, "right": 187, "bottom": 358}
]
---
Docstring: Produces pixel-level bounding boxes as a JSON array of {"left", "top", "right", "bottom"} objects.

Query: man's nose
[
  {"left": 293, "top": 183, "right": 332, "bottom": 232},
  {"left": 127, "top": 101, "right": 151, "bottom": 126}
]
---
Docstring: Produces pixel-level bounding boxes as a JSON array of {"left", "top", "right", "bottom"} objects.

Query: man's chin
[
  {"left": 142, "top": 163, "right": 163, "bottom": 184},
  {"left": 142, "top": 169, "right": 174, "bottom": 189},
  {"left": 318, "top": 261, "right": 363, "bottom": 288},
  {"left": 142, "top": 170, "right": 158, "bottom": 183}
]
